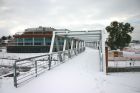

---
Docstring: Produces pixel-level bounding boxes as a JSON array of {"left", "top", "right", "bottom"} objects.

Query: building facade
[{"left": 7, "top": 26, "right": 69, "bottom": 53}]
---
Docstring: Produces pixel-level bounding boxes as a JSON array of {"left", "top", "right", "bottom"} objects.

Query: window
[
  {"left": 17, "top": 38, "right": 23, "bottom": 43},
  {"left": 34, "top": 42, "right": 42, "bottom": 45},
  {"left": 34, "top": 38, "right": 43, "bottom": 42},
  {"left": 25, "top": 43, "right": 33, "bottom": 45},
  {"left": 45, "top": 38, "right": 51, "bottom": 43},
  {"left": 25, "top": 38, "right": 33, "bottom": 43}
]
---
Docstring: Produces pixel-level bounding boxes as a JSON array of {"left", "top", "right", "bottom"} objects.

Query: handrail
[
  {"left": 13, "top": 47, "right": 85, "bottom": 87},
  {"left": 15, "top": 54, "right": 49, "bottom": 62}
]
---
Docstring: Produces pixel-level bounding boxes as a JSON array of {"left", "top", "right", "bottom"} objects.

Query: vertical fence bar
[
  {"left": 48, "top": 55, "right": 51, "bottom": 70},
  {"left": 99, "top": 46, "right": 103, "bottom": 72},
  {"left": 68, "top": 50, "right": 71, "bottom": 58},
  {"left": 63, "top": 51, "right": 65, "bottom": 62},
  {"left": 74, "top": 48, "right": 77, "bottom": 55},
  {"left": 35, "top": 61, "right": 37, "bottom": 77},
  {"left": 59, "top": 52, "right": 63, "bottom": 62},
  {"left": 14, "top": 61, "right": 17, "bottom": 88}
]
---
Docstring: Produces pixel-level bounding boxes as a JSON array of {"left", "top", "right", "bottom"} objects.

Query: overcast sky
[{"left": 0, "top": 0, "right": 140, "bottom": 40}]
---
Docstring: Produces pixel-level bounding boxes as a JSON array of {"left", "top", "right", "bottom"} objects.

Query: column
[
  {"left": 33, "top": 37, "right": 34, "bottom": 46},
  {"left": 63, "top": 38, "right": 67, "bottom": 51},
  {"left": 49, "top": 31, "right": 55, "bottom": 53},
  {"left": 55, "top": 36, "right": 60, "bottom": 52},
  {"left": 71, "top": 39, "right": 74, "bottom": 50},
  {"left": 43, "top": 37, "right": 45, "bottom": 46}
]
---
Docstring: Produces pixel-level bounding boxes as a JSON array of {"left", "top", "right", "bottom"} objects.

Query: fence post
[
  {"left": 105, "top": 47, "right": 108, "bottom": 74},
  {"left": 35, "top": 61, "right": 37, "bottom": 77},
  {"left": 59, "top": 52, "right": 63, "bottom": 62},
  {"left": 78, "top": 48, "right": 80, "bottom": 54},
  {"left": 14, "top": 61, "right": 17, "bottom": 88},
  {"left": 48, "top": 55, "right": 51, "bottom": 70},
  {"left": 74, "top": 48, "right": 77, "bottom": 55},
  {"left": 68, "top": 50, "right": 71, "bottom": 58},
  {"left": 63, "top": 51, "right": 66, "bottom": 62}
]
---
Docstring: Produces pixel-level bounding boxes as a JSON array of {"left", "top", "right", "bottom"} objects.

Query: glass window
[
  {"left": 25, "top": 38, "right": 33, "bottom": 43},
  {"left": 34, "top": 38, "right": 44, "bottom": 42},
  {"left": 34, "top": 42, "right": 42, "bottom": 45},
  {"left": 45, "top": 38, "right": 51, "bottom": 43},
  {"left": 17, "top": 38, "right": 23, "bottom": 42},
  {"left": 25, "top": 43, "right": 33, "bottom": 45}
]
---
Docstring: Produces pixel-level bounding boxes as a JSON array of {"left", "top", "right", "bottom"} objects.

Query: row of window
[
  {"left": 17, "top": 42, "right": 65, "bottom": 46},
  {"left": 18, "top": 42, "right": 51, "bottom": 45},
  {"left": 16, "top": 38, "right": 52, "bottom": 42},
  {"left": 17, "top": 40, "right": 64, "bottom": 45}
]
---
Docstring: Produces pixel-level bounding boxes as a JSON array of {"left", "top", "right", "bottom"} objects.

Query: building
[{"left": 7, "top": 26, "right": 70, "bottom": 53}]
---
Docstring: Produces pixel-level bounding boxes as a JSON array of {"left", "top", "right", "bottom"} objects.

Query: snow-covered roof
[{"left": 25, "top": 26, "right": 56, "bottom": 32}]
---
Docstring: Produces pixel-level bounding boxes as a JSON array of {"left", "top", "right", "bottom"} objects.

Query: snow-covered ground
[
  {"left": 0, "top": 47, "right": 140, "bottom": 93},
  {"left": 0, "top": 49, "right": 47, "bottom": 66}
]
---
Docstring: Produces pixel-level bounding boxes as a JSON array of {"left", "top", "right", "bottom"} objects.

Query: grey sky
[{"left": 0, "top": 0, "right": 140, "bottom": 40}]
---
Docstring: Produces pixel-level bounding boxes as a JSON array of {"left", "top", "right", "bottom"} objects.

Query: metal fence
[
  {"left": 0, "top": 58, "right": 16, "bottom": 77},
  {"left": 108, "top": 59, "right": 140, "bottom": 72},
  {"left": 13, "top": 47, "right": 85, "bottom": 87}
]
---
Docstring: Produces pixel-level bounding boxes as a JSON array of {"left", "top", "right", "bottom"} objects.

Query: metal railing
[
  {"left": 13, "top": 47, "right": 85, "bottom": 87},
  {"left": 99, "top": 46, "right": 103, "bottom": 72}
]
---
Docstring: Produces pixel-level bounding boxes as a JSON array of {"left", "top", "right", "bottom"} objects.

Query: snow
[
  {"left": 0, "top": 50, "right": 47, "bottom": 67},
  {"left": 0, "top": 52, "right": 47, "bottom": 59},
  {"left": 0, "top": 47, "right": 140, "bottom": 93},
  {"left": 0, "top": 50, "right": 48, "bottom": 76},
  {"left": 109, "top": 61, "right": 140, "bottom": 67}
]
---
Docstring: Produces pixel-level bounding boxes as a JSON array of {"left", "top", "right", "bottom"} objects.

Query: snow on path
[{"left": 1, "top": 47, "right": 140, "bottom": 93}]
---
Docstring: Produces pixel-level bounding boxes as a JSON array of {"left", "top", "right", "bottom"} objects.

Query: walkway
[{"left": 1, "top": 47, "right": 140, "bottom": 93}]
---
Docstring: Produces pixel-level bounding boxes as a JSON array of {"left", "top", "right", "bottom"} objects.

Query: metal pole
[
  {"left": 62, "top": 38, "right": 67, "bottom": 62},
  {"left": 74, "top": 40, "right": 77, "bottom": 55},
  {"left": 58, "top": 52, "right": 63, "bottom": 62},
  {"left": 55, "top": 36, "right": 60, "bottom": 52},
  {"left": 63, "top": 38, "right": 67, "bottom": 51},
  {"left": 49, "top": 31, "right": 55, "bottom": 53},
  {"left": 76, "top": 40, "right": 78, "bottom": 54},
  {"left": 70, "top": 39, "right": 74, "bottom": 56},
  {"left": 14, "top": 61, "right": 17, "bottom": 88},
  {"left": 48, "top": 55, "right": 51, "bottom": 70},
  {"left": 35, "top": 61, "right": 37, "bottom": 77},
  {"left": 67, "top": 39, "right": 71, "bottom": 58},
  {"left": 71, "top": 39, "right": 74, "bottom": 50},
  {"left": 68, "top": 50, "right": 71, "bottom": 58},
  {"left": 79, "top": 41, "right": 81, "bottom": 53},
  {"left": 101, "top": 30, "right": 107, "bottom": 73}
]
